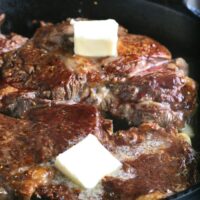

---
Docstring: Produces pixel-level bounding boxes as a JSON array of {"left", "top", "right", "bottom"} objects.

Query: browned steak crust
[
  {"left": 0, "top": 19, "right": 198, "bottom": 200},
  {"left": 32, "top": 185, "right": 79, "bottom": 200},
  {"left": 0, "top": 20, "right": 195, "bottom": 128},
  {"left": 0, "top": 104, "right": 112, "bottom": 199},
  {"left": 103, "top": 127, "right": 198, "bottom": 200},
  {"left": 0, "top": 33, "right": 27, "bottom": 55},
  {"left": 0, "top": 105, "right": 198, "bottom": 200}
]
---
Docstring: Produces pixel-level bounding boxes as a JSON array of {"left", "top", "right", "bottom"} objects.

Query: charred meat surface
[
  {"left": 102, "top": 123, "right": 199, "bottom": 200},
  {"left": 0, "top": 20, "right": 196, "bottom": 128},
  {"left": 0, "top": 104, "right": 111, "bottom": 199},
  {"left": 32, "top": 184, "right": 79, "bottom": 200},
  {"left": 101, "top": 58, "right": 196, "bottom": 128},
  {"left": 0, "top": 18, "right": 199, "bottom": 200},
  {"left": 0, "top": 105, "right": 198, "bottom": 199}
]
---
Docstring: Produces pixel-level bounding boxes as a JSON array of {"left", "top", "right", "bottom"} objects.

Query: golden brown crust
[{"left": 118, "top": 34, "right": 171, "bottom": 59}]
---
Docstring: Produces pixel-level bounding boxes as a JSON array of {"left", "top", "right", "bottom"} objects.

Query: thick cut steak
[
  {"left": 0, "top": 105, "right": 198, "bottom": 199},
  {"left": 0, "top": 104, "right": 112, "bottom": 199},
  {"left": 0, "top": 20, "right": 196, "bottom": 128},
  {"left": 0, "top": 19, "right": 198, "bottom": 200}
]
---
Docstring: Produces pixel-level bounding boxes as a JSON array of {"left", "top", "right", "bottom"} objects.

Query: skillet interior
[{"left": 0, "top": 0, "right": 200, "bottom": 199}]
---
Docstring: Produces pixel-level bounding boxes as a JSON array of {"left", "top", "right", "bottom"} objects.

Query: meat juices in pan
[{"left": 0, "top": 19, "right": 198, "bottom": 200}]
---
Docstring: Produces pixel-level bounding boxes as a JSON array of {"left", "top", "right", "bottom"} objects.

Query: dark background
[{"left": 149, "top": 0, "right": 199, "bottom": 19}]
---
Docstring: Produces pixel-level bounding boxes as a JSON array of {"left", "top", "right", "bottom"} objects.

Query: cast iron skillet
[{"left": 0, "top": 0, "right": 200, "bottom": 199}]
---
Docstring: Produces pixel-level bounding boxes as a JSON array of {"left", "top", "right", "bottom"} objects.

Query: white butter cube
[
  {"left": 72, "top": 19, "right": 118, "bottom": 57},
  {"left": 55, "top": 134, "right": 122, "bottom": 189}
]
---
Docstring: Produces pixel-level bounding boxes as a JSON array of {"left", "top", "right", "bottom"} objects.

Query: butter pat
[
  {"left": 55, "top": 134, "right": 122, "bottom": 189},
  {"left": 73, "top": 19, "right": 118, "bottom": 57}
]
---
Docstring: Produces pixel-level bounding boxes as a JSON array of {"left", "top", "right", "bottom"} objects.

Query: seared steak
[
  {"left": 0, "top": 20, "right": 196, "bottom": 128},
  {"left": 0, "top": 19, "right": 198, "bottom": 200},
  {"left": 0, "top": 104, "right": 198, "bottom": 200},
  {"left": 85, "top": 57, "right": 196, "bottom": 128},
  {"left": 0, "top": 14, "right": 27, "bottom": 55},
  {"left": 0, "top": 104, "right": 112, "bottom": 199}
]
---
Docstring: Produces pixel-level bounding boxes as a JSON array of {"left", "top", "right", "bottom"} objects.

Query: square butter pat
[
  {"left": 55, "top": 134, "right": 122, "bottom": 189},
  {"left": 72, "top": 19, "right": 119, "bottom": 57}
]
